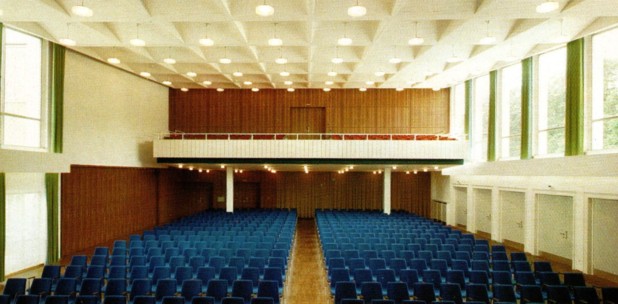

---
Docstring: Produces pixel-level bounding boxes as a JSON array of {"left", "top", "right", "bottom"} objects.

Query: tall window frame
[
  {"left": 471, "top": 74, "right": 490, "bottom": 162},
  {"left": 499, "top": 63, "right": 523, "bottom": 160},
  {"left": 590, "top": 26, "right": 618, "bottom": 152},
  {"left": 535, "top": 47, "right": 567, "bottom": 157},
  {"left": 0, "top": 26, "right": 49, "bottom": 151}
]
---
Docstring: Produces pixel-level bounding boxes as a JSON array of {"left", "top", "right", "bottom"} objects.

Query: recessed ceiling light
[
  {"left": 287, "top": 88, "right": 295, "bottom": 92},
  {"left": 479, "top": 36, "right": 497, "bottom": 45},
  {"left": 255, "top": 3, "right": 274, "bottom": 17},
  {"left": 243, "top": 81, "right": 253, "bottom": 85},
  {"left": 359, "top": 87, "right": 367, "bottom": 92},
  {"left": 389, "top": 57, "right": 402, "bottom": 64},
  {"left": 130, "top": 38, "right": 145, "bottom": 47},
  {"left": 203, "top": 80, "right": 212, "bottom": 86},
  {"left": 186, "top": 72, "right": 197, "bottom": 77},
  {"left": 446, "top": 56, "right": 464, "bottom": 63},
  {"left": 275, "top": 57, "right": 288, "bottom": 64},
  {"left": 280, "top": 71, "right": 290, "bottom": 77},
  {"left": 233, "top": 71, "right": 243, "bottom": 77},
  {"left": 219, "top": 58, "right": 232, "bottom": 64},
  {"left": 396, "top": 87, "right": 404, "bottom": 91},
  {"left": 347, "top": 1, "right": 367, "bottom": 17},
  {"left": 216, "top": 88, "right": 224, "bottom": 92},
  {"left": 328, "top": 71, "right": 338, "bottom": 77},
  {"left": 199, "top": 38, "right": 214, "bottom": 46},
  {"left": 408, "top": 37, "right": 424, "bottom": 45},
  {"left": 366, "top": 80, "right": 375, "bottom": 85},
  {"left": 162, "top": 81, "right": 172, "bottom": 86},
  {"left": 268, "top": 38, "right": 283, "bottom": 46},
  {"left": 252, "top": 88, "right": 260, "bottom": 92},
  {"left": 331, "top": 57, "right": 344, "bottom": 64},
  {"left": 325, "top": 81, "right": 334, "bottom": 85},
  {"left": 536, "top": 0, "right": 559, "bottom": 13},
  {"left": 323, "top": 88, "right": 331, "bottom": 92},
  {"left": 59, "top": 38, "right": 76, "bottom": 46},
  {"left": 71, "top": 4, "right": 93, "bottom": 17},
  {"left": 107, "top": 57, "right": 121, "bottom": 64},
  {"left": 284, "top": 80, "right": 293, "bottom": 85},
  {"left": 375, "top": 71, "right": 385, "bottom": 77},
  {"left": 139, "top": 71, "right": 151, "bottom": 77},
  {"left": 338, "top": 37, "right": 353, "bottom": 46},
  {"left": 180, "top": 88, "right": 189, "bottom": 92},
  {"left": 163, "top": 58, "right": 176, "bottom": 64}
]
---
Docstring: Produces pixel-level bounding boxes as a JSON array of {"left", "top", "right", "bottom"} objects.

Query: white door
[
  {"left": 455, "top": 187, "right": 468, "bottom": 226},
  {"left": 474, "top": 189, "right": 492, "bottom": 234},
  {"left": 537, "top": 194, "right": 573, "bottom": 260},
  {"left": 500, "top": 191, "right": 525, "bottom": 244}
]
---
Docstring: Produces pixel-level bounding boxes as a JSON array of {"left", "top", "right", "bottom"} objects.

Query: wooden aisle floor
[{"left": 283, "top": 218, "right": 332, "bottom": 304}]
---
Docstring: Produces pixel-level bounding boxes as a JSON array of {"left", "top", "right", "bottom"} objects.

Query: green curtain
[
  {"left": 45, "top": 173, "right": 60, "bottom": 264},
  {"left": 49, "top": 43, "right": 66, "bottom": 154},
  {"left": 0, "top": 173, "right": 6, "bottom": 281},
  {"left": 488, "top": 71, "right": 498, "bottom": 161},
  {"left": 465, "top": 80, "right": 473, "bottom": 140},
  {"left": 521, "top": 57, "right": 534, "bottom": 160},
  {"left": 565, "top": 38, "right": 585, "bottom": 156}
]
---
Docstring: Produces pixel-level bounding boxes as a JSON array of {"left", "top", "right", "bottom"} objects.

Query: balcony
[{"left": 154, "top": 132, "right": 467, "bottom": 165}]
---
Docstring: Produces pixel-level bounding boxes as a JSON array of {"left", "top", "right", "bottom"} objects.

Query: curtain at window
[
  {"left": 50, "top": 43, "right": 65, "bottom": 153},
  {"left": 565, "top": 38, "right": 585, "bottom": 156},
  {"left": 45, "top": 173, "right": 60, "bottom": 264},
  {"left": 465, "top": 80, "right": 473, "bottom": 140},
  {"left": 0, "top": 173, "right": 6, "bottom": 281},
  {"left": 521, "top": 57, "right": 534, "bottom": 159},
  {"left": 488, "top": 70, "right": 498, "bottom": 161}
]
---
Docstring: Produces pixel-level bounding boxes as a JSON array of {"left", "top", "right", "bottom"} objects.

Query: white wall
[
  {"left": 436, "top": 154, "right": 618, "bottom": 273},
  {"left": 537, "top": 194, "right": 573, "bottom": 260},
  {"left": 64, "top": 51, "right": 168, "bottom": 168},
  {"left": 592, "top": 198, "right": 618, "bottom": 275},
  {"left": 455, "top": 187, "right": 468, "bottom": 226},
  {"left": 500, "top": 191, "right": 525, "bottom": 244},
  {"left": 474, "top": 188, "right": 492, "bottom": 234}
]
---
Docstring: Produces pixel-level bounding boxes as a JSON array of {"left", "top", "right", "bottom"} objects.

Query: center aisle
[{"left": 283, "top": 219, "right": 332, "bottom": 304}]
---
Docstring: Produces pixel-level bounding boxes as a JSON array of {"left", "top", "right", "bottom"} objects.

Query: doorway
[
  {"left": 290, "top": 107, "right": 326, "bottom": 139},
  {"left": 234, "top": 182, "right": 261, "bottom": 209}
]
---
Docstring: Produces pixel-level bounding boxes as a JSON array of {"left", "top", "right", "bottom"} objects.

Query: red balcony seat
[
  {"left": 416, "top": 134, "right": 438, "bottom": 140},
  {"left": 344, "top": 135, "right": 367, "bottom": 140},
  {"left": 253, "top": 134, "right": 275, "bottom": 140},
  {"left": 229, "top": 134, "right": 252, "bottom": 140},
  {"left": 391, "top": 135, "right": 414, "bottom": 140},
  {"left": 207, "top": 134, "right": 229, "bottom": 140},
  {"left": 368, "top": 135, "right": 390, "bottom": 140}
]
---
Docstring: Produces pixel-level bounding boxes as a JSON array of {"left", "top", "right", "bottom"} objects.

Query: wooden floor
[{"left": 283, "top": 218, "right": 332, "bottom": 304}]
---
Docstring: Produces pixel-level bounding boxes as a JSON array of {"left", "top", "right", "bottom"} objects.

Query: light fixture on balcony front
[
  {"left": 255, "top": 0, "right": 275, "bottom": 16},
  {"left": 347, "top": 0, "right": 367, "bottom": 17}
]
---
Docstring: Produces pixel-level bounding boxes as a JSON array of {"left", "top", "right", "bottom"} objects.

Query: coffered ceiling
[{"left": 3, "top": 0, "right": 618, "bottom": 90}]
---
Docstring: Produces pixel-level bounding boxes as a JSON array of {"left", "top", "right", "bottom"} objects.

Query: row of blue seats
[{"left": 0, "top": 277, "right": 281, "bottom": 304}]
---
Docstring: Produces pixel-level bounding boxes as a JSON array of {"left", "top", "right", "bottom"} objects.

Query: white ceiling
[{"left": 3, "top": 0, "right": 618, "bottom": 90}]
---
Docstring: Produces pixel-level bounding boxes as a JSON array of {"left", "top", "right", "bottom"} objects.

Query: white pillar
[
  {"left": 446, "top": 183, "right": 457, "bottom": 226},
  {"left": 491, "top": 187, "right": 501, "bottom": 242},
  {"left": 383, "top": 167, "right": 392, "bottom": 215},
  {"left": 466, "top": 185, "right": 476, "bottom": 233},
  {"left": 523, "top": 189, "right": 537, "bottom": 254},
  {"left": 226, "top": 167, "right": 234, "bottom": 213},
  {"left": 572, "top": 191, "right": 588, "bottom": 272}
]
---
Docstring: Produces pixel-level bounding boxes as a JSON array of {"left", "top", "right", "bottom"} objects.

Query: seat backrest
[
  {"left": 54, "top": 278, "right": 76, "bottom": 296},
  {"left": 104, "top": 279, "right": 127, "bottom": 297},
  {"left": 547, "top": 285, "right": 573, "bottom": 304},
  {"left": 466, "top": 283, "right": 490, "bottom": 304},
  {"left": 15, "top": 295, "right": 40, "bottom": 304},
  {"left": 231, "top": 280, "right": 253, "bottom": 302},
  {"left": 386, "top": 282, "right": 409, "bottom": 303},
  {"left": 79, "top": 278, "right": 102, "bottom": 296},
  {"left": 440, "top": 283, "right": 463, "bottom": 304},
  {"left": 197, "top": 267, "right": 216, "bottom": 287},
  {"left": 205, "top": 280, "right": 228, "bottom": 301},
  {"left": 360, "top": 282, "right": 383, "bottom": 302},
  {"left": 573, "top": 287, "right": 599, "bottom": 304},
  {"left": 29, "top": 278, "right": 52, "bottom": 296},
  {"left": 334, "top": 282, "right": 357, "bottom": 304},
  {"left": 256, "top": 280, "right": 279, "bottom": 304},
  {"left": 180, "top": 280, "right": 202, "bottom": 302},
  {"left": 45, "top": 295, "right": 69, "bottom": 304},
  {"left": 520, "top": 285, "right": 544, "bottom": 304},
  {"left": 129, "top": 279, "right": 152, "bottom": 300},
  {"left": 4, "top": 278, "right": 27, "bottom": 299},
  {"left": 493, "top": 284, "right": 516, "bottom": 303},
  {"left": 155, "top": 279, "right": 177, "bottom": 301},
  {"left": 413, "top": 282, "right": 436, "bottom": 304}
]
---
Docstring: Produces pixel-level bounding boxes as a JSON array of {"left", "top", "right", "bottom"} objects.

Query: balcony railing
[{"left": 158, "top": 132, "right": 460, "bottom": 141}]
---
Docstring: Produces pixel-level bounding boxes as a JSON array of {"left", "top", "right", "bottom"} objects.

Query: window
[
  {"left": 451, "top": 83, "right": 466, "bottom": 138},
  {"left": 5, "top": 173, "right": 48, "bottom": 275},
  {"left": 500, "top": 63, "right": 522, "bottom": 159},
  {"left": 591, "top": 27, "right": 618, "bottom": 151},
  {"left": 471, "top": 75, "right": 490, "bottom": 162},
  {"left": 537, "top": 47, "right": 566, "bottom": 156},
  {"left": 0, "top": 27, "right": 48, "bottom": 150}
]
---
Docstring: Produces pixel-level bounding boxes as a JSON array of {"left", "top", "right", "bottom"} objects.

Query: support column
[
  {"left": 491, "top": 187, "right": 501, "bottom": 242},
  {"left": 445, "top": 182, "right": 457, "bottom": 226},
  {"left": 572, "top": 191, "right": 588, "bottom": 272},
  {"left": 466, "top": 186, "right": 476, "bottom": 233},
  {"left": 226, "top": 167, "right": 234, "bottom": 213},
  {"left": 523, "top": 189, "right": 537, "bottom": 254},
  {"left": 383, "top": 167, "right": 391, "bottom": 215}
]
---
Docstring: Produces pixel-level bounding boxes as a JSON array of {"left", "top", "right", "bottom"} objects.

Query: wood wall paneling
[{"left": 169, "top": 88, "right": 450, "bottom": 134}]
